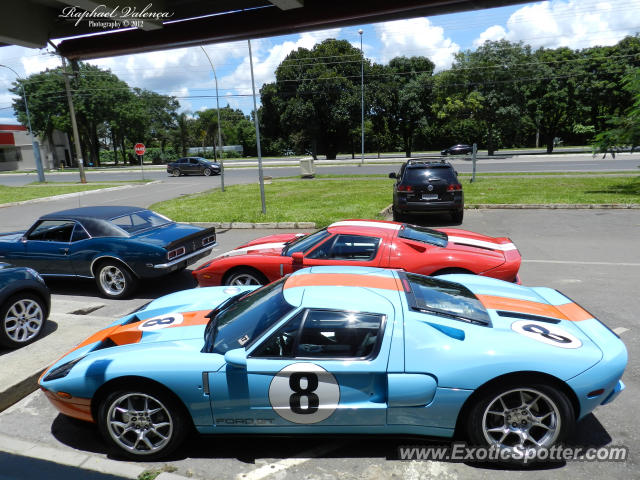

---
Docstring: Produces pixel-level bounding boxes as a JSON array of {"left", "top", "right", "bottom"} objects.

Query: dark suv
[
  {"left": 389, "top": 160, "right": 464, "bottom": 223},
  {"left": 167, "top": 157, "right": 221, "bottom": 177}
]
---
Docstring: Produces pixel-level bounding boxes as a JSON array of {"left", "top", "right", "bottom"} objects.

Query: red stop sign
[{"left": 134, "top": 143, "right": 145, "bottom": 155}]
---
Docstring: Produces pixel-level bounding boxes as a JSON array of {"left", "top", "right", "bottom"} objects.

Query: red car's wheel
[{"left": 223, "top": 267, "right": 268, "bottom": 286}]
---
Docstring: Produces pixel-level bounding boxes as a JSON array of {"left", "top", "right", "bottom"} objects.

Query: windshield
[
  {"left": 283, "top": 228, "right": 330, "bottom": 256},
  {"left": 402, "top": 272, "right": 490, "bottom": 325},
  {"left": 110, "top": 210, "right": 172, "bottom": 234},
  {"left": 399, "top": 225, "right": 448, "bottom": 248},
  {"left": 205, "top": 278, "right": 295, "bottom": 354}
]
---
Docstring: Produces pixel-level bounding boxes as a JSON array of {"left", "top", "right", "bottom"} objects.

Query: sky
[{"left": 1, "top": 0, "right": 640, "bottom": 124}]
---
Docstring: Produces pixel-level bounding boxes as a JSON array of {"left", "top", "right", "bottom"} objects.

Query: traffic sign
[{"left": 135, "top": 143, "right": 145, "bottom": 155}]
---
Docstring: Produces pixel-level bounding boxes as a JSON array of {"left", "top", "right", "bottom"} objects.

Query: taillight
[
  {"left": 167, "top": 246, "right": 186, "bottom": 260},
  {"left": 398, "top": 185, "right": 413, "bottom": 192},
  {"left": 447, "top": 184, "right": 462, "bottom": 191},
  {"left": 202, "top": 234, "right": 216, "bottom": 246}
]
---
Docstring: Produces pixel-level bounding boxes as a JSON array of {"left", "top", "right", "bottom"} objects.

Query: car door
[
  {"left": 303, "top": 234, "right": 385, "bottom": 268},
  {"left": 23, "top": 219, "right": 76, "bottom": 274},
  {"left": 210, "top": 307, "right": 393, "bottom": 429}
]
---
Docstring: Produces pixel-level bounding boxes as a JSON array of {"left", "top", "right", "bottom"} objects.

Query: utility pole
[
  {"left": 359, "top": 29, "right": 365, "bottom": 167},
  {"left": 248, "top": 39, "right": 266, "bottom": 215},
  {"left": 200, "top": 46, "right": 225, "bottom": 192},
  {"left": 49, "top": 42, "right": 86, "bottom": 183},
  {"left": 0, "top": 64, "right": 45, "bottom": 182}
]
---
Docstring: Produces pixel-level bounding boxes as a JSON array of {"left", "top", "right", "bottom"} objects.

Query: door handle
[{"left": 59, "top": 248, "right": 69, "bottom": 255}]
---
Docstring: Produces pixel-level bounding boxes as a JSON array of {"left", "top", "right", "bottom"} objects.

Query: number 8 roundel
[{"left": 268, "top": 363, "right": 340, "bottom": 424}]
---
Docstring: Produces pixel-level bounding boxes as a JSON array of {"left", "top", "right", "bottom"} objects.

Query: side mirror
[
  {"left": 224, "top": 348, "right": 247, "bottom": 368},
  {"left": 20, "top": 236, "right": 27, "bottom": 244},
  {"left": 388, "top": 172, "right": 397, "bottom": 179},
  {"left": 291, "top": 252, "right": 304, "bottom": 271}
]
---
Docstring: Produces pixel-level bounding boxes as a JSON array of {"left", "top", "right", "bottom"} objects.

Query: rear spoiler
[{"left": 165, "top": 227, "right": 216, "bottom": 250}]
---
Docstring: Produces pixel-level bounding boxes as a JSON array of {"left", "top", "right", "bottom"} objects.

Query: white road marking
[
  {"left": 613, "top": 327, "right": 629, "bottom": 335},
  {"left": 237, "top": 442, "right": 344, "bottom": 480},
  {"left": 523, "top": 260, "right": 640, "bottom": 266}
]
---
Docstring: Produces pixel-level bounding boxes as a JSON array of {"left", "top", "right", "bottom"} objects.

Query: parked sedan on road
[
  {"left": 167, "top": 157, "right": 221, "bottom": 177},
  {"left": 192, "top": 219, "right": 521, "bottom": 287},
  {"left": 441, "top": 144, "right": 473, "bottom": 155},
  {"left": 0, "top": 206, "right": 216, "bottom": 299},
  {"left": 0, "top": 263, "right": 50, "bottom": 349},
  {"left": 39, "top": 266, "right": 626, "bottom": 460}
]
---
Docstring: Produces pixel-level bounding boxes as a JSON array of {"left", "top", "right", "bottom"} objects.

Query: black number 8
[
  {"left": 142, "top": 317, "right": 175, "bottom": 328},
  {"left": 289, "top": 372, "right": 319, "bottom": 414},
  {"left": 522, "top": 324, "right": 571, "bottom": 343}
]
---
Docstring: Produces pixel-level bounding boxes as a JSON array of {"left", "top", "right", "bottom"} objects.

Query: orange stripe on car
[
  {"left": 284, "top": 273, "right": 402, "bottom": 291},
  {"left": 476, "top": 295, "right": 591, "bottom": 321},
  {"left": 41, "top": 388, "right": 94, "bottom": 423}
]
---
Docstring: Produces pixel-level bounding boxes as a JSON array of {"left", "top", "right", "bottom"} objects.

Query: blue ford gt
[
  {"left": 38, "top": 266, "right": 626, "bottom": 460},
  {"left": 0, "top": 206, "right": 216, "bottom": 299}
]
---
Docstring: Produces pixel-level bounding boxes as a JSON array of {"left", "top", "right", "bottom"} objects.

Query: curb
[
  {"left": 0, "top": 432, "right": 193, "bottom": 480},
  {"left": 188, "top": 221, "right": 317, "bottom": 229},
  {"left": 467, "top": 203, "right": 640, "bottom": 209},
  {"left": 0, "top": 181, "right": 161, "bottom": 209}
]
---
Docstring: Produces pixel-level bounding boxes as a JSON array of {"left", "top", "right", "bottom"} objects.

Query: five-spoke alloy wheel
[
  {"left": 223, "top": 268, "right": 267, "bottom": 286},
  {"left": 95, "top": 261, "right": 137, "bottom": 299}
]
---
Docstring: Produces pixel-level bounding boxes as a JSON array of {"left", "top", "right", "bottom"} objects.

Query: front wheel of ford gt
[
  {"left": 223, "top": 267, "right": 267, "bottom": 286},
  {"left": 98, "top": 388, "right": 189, "bottom": 460},
  {"left": 466, "top": 383, "right": 575, "bottom": 458}
]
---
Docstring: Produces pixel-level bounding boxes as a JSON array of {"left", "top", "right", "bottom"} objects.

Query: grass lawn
[
  {"left": 0, "top": 182, "right": 142, "bottom": 204},
  {"left": 151, "top": 175, "right": 640, "bottom": 227}
]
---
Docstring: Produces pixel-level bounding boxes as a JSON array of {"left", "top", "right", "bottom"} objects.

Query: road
[{"left": 0, "top": 209, "right": 638, "bottom": 480}]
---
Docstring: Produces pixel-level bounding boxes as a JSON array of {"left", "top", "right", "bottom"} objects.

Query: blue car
[
  {"left": 0, "top": 206, "right": 216, "bottom": 299},
  {"left": 38, "top": 266, "right": 626, "bottom": 460},
  {"left": 0, "top": 263, "right": 50, "bottom": 348}
]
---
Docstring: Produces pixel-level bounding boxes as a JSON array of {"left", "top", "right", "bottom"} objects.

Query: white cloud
[
  {"left": 475, "top": 0, "right": 640, "bottom": 50},
  {"left": 219, "top": 28, "right": 343, "bottom": 107},
  {"left": 374, "top": 18, "right": 460, "bottom": 71}
]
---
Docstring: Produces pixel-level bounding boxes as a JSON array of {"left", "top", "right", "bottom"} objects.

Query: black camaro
[{"left": 0, "top": 206, "right": 216, "bottom": 299}]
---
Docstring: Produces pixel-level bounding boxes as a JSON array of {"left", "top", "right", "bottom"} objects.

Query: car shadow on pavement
[
  {"left": 49, "top": 411, "right": 611, "bottom": 471},
  {"left": 43, "top": 270, "right": 198, "bottom": 300},
  {"left": 397, "top": 212, "right": 464, "bottom": 227}
]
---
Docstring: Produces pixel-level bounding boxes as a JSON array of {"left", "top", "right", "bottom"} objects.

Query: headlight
[
  {"left": 43, "top": 356, "right": 85, "bottom": 381},
  {"left": 26, "top": 268, "right": 45, "bottom": 284}
]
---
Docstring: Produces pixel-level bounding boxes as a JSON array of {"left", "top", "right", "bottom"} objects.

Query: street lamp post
[
  {"left": 0, "top": 64, "right": 45, "bottom": 182},
  {"left": 358, "top": 29, "right": 364, "bottom": 167},
  {"left": 200, "top": 46, "right": 225, "bottom": 192},
  {"left": 248, "top": 39, "right": 266, "bottom": 215}
]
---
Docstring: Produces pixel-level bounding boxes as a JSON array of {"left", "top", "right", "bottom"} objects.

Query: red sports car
[{"left": 192, "top": 220, "right": 521, "bottom": 287}]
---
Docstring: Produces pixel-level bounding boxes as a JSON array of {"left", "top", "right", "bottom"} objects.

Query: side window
[
  {"left": 296, "top": 310, "right": 384, "bottom": 359},
  {"left": 71, "top": 223, "right": 90, "bottom": 242},
  {"left": 190, "top": 158, "right": 200, "bottom": 164},
  {"left": 27, "top": 220, "right": 75, "bottom": 242},
  {"left": 327, "top": 235, "right": 380, "bottom": 261},
  {"left": 305, "top": 235, "right": 336, "bottom": 260},
  {"left": 251, "top": 311, "right": 304, "bottom": 358}
]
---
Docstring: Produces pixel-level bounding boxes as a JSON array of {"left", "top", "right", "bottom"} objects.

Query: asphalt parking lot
[{"left": 0, "top": 209, "right": 638, "bottom": 480}]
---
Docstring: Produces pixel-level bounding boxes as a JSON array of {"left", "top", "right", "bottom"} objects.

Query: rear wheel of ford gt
[
  {"left": 223, "top": 267, "right": 267, "bottom": 286},
  {"left": 467, "top": 383, "right": 574, "bottom": 457},
  {"left": 0, "top": 293, "right": 46, "bottom": 348},
  {"left": 95, "top": 261, "right": 137, "bottom": 299},
  {"left": 98, "top": 388, "right": 189, "bottom": 460}
]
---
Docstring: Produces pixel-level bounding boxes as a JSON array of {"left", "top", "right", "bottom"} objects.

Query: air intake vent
[{"left": 496, "top": 311, "right": 561, "bottom": 324}]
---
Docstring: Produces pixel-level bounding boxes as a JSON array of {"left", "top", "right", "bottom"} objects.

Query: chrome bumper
[{"left": 153, "top": 243, "right": 216, "bottom": 269}]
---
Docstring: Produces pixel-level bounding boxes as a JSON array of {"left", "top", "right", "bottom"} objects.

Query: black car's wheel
[
  {"left": 0, "top": 293, "right": 46, "bottom": 348},
  {"left": 172, "top": 168, "right": 181, "bottom": 177},
  {"left": 98, "top": 387, "right": 189, "bottom": 460},
  {"left": 203, "top": 167, "right": 212, "bottom": 176},
  {"left": 223, "top": 267, "right": 267, "bottom": 286},
  {"left": 392, "top": 208, "right": 403, "bottom": 222},
  {"left": 451, "top": 209, "right": 464, "bottom": 224},
  {"left": 466, "top": 382, "right": 574, "bottom": 458},
  {"left": 95, "top": 261, "right": 137, "bottom": 299}
]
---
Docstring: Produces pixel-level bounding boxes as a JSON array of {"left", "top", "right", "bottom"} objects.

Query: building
[{"left": 0, "top": 124, "right": 72, "bottom": 171}]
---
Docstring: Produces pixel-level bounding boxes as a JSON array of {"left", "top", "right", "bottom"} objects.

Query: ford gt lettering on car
[{"left": 39, "top": 266, "right": 626, "bottom": 461}]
